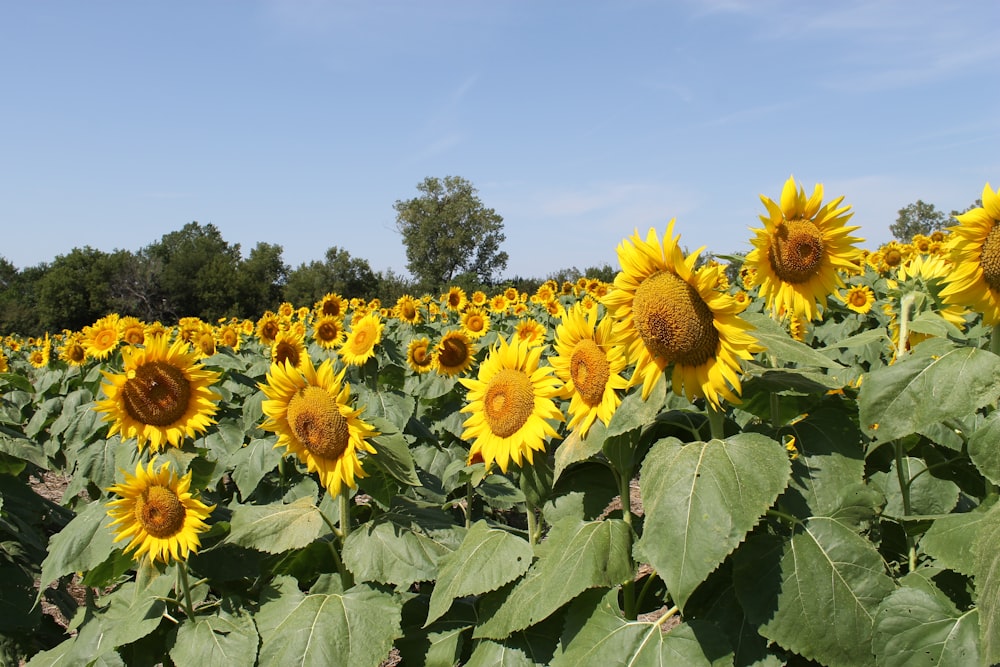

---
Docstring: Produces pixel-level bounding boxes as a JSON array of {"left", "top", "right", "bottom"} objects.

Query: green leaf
[
  {"left": 908, "top": 310, "right": 966, "bottom": 340},
  {"left": 858, "top": 341, "right": 1000, "bottom": 441},
  {"left": 367, "top": 417, "right": 421, "bottom": 487},
  {"left": 229, "top": 437, "right": 281, "bottom": 498},
  {"left": 921, "top": 509, "right": 987, "bottom": 576},
  {"left": 465, "top": 613, "right": 563, "bottom": 667},
  {"left": 551, "top": 589, "right": 733, "bottom": 667},
  {"left": 637, "top": 433, "right": 791, "bottom": 610},
  {"left": 969, "top": 411, "right": 1000, "bottom": 485},
  {"left": 872, "top": 456, "right": 960, "bottom": 518},
  {"left": 742, "top": 312, "right": 845, "bottom": 369},
  {"left": 360, "top": 387, "right": 415, "bottom": 431},
  {"left": 341, "top": 513, "right": 455, "bottom": 587},
  {"left": 973, "top": 501, "right": 1000, "bottom": 665},
  {"left": 735, "top": 518, "right": 896, "bottom": 667},
  {"left": 227, "top": 496, "right": 326, "bottom": 554},
  {"left": 169, "top": 599, "right": 260, "bottom": 667},
  {"left": 873, "top": 586, "right": 980, "bottom": 667},
  {"left": 39, "top": 500, "right": 118, "bottom": 593},
  {"left": 553, "top": 421, "right": 606, "bottom": 483},
  {"left": 605, "top": 379, "right": 667, "bottom": 438},
  {"left": 426, "top": 520, "right": 533, "bottom": 626},
  {"left": 256, "top": 575, "right": 402, "bottom": 667},
  {"left": 474, "top": 517, "right": 632, "bottom": 639},
  {"left": 0, "top": 430, "right": 48, "bottom": 468}
]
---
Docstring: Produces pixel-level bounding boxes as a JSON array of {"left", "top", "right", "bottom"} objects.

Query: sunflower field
[{"left": 2, "top": 177, "right": 1000, "bottom": 666}]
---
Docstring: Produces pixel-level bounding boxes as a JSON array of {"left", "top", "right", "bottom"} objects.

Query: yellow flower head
[
  {"left": 406, "top": 337, "right": 435, "bottom": 374},
  {"left": 82, "top": 314, "right": 122, "bottom": 361},
  {"left": 838, "top": 285, "right": 876, "bottom": 315},
  {"left": 107, "top": 459, "right": 215, "bottom": 564},
  {"left": 745, "top": 176, "right": 863, "bottom": 321},
  {"left": 939, "top": 183, "right": 1000, "bottom": 325},
  {"left": 339, "top": 313, "right": 383, "bottom": 366},
  {"left": 434, "top": 330, "right": 477, "bottom": 377}
]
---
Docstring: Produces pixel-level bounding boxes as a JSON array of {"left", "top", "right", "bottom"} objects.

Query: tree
[
  {"left": 36, "top": 247, "right": 127, "bottom": 331},
  {"left": 283, "top": 246, "right": 379, "bottom": 306},
  {"left": 0, "top": 258, "right": 44, "bottom": 336},
  {"left": 393, "top": 176, "right": 508, "bottom": 292},
  {"left": 890, "top": 200, "right": 947, "bottom": 241},
  {"left": 237, "top": 242, "right": 287, "bottom": 315}
]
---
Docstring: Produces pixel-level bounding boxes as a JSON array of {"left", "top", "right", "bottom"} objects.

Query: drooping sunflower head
[
  {"left": 394, "top": 294, "right": 422, "bottom": 325},
  {"left": 460, "top": 306, "right": 491, "bottom": 339},
  {"left": 406, "top": 337, "right": 435, "bottom": 374},
  {"left": 339, "top": 313, "right": 383, "bottom": 367},
  {"left": 745, "top": 176, "right": 863, "bottom": 321},
  {"left": 550, "top": 303, "right": 629, "bottom": 437},
  {"left": 259, "top": 355, "right": 379, "bottom": 496},
  {"left": 82, "top": 314, "right": 122, "bottom": 361},
  {"left": 106, "top": 459, "right": 215, "bottom": 565},
  {"left": 434, "top": 330, "right": 477, "bottom": 377},
  {"left": 602, "top": 220, "right": 759, "bottom": 408},
  {"left": 939, "top": 183, "right": 1000, "bottom": 325},
  {"left": 94, "top": 335, "right": 222, "bottom": 453},
  {"left": 312, "top": 315, "right": 346, "bottom": 350},
  {"left": 459, "top": 335, "right": 564, "bottom": 473}
]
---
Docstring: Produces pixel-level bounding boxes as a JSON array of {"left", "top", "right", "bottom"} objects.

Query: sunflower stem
[
  {"left": 894, "top": 440, "right": 917, "bottom": 572},
  {"left": 337, "top": 489, "right": 355, "bottom": 589},
  {"left": 465, "top": 480, "right": 474, "bottom": 530},
  {"left": 896, "top": 292, "right": 916, "bottom": 360},
  {"left": 617, "top": 467, "right": 638, "bottom": 620},
  {"left": 176, "top": 560, "right": 197, "bottom": 620},
  {"left": 525, "top": 505, "right": 538, "bottom": 546},
  {"left": 707, "top": 404, "right": 726, "bottom": 440}
]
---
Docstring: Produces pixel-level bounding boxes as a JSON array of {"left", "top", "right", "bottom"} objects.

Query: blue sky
[{"left": 2, "top": 1, "right": 998, "bottom": 280}]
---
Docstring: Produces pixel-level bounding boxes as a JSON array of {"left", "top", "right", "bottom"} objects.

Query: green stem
[
  {"left": 653, "top": 606, "right": 679, "bottom": 628},
  {"left": 176, "top": 560, "right": 196, "bottom": 620},
  {"left": 707, "top": 404, "right": 726, "bottom": 440},
  {"left": 525, "top": 505, "right": 538, "bottom": 546},
  {"left": 894, "top": 441, "right": 917, "bottom": 572},
  {"left": 766, "top": 508, "right": 802, "bottom": 527},
  {"left": 339, "top": 489, "right": 353, "bottom": 542},
  {"left": 617, "top": 467, "right": 637, "bottom": 620},
  {"left": 896, "top": 292, "right": 916, "bottom": 360},
  {"left": 635, "top": 569, "right": 659, "bottom": 613},
  {"left": 465, "top": 481, "right": 474, "bottom": 530}
]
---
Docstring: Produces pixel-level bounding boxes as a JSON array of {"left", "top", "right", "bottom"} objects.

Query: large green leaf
[
  {"left": 920, "top": 509, "right": 987, "bottom": 576},
  {"left": 227, "top": 496, "right": 326, "bottom": 554},
  {"left": 973, "top": 501, "right": 1000, "bottom": 665},
  {"left": 341, "top": 513, "right": 456, "bottom": 587},
  {"left": 553, "top": 421, "right": 606, "bottom": 483},
  {"left": 169, "top": 599, "right": 259, "bottom": 667},
  {"left": 426, "top": 520, "right": 534, "bottom": 625},
  {"left": 605, "top": 379, "right": 667, "bottom": 438},
  {"left": 871, "top": 456, "right": 960, "bottom": 518},
  {"left": 367, "top": 417, "right": 421, "bottom": 487},
  {"left": 465, "top": 613, "right": 563, "bottom": 667},
  {"left": 858, "top": 340, "right": 1000, "bottom": 441},
  {"left": 256, "top": 575, "right": 402, "bottom": 667},
  {"left": 550, "top": 589, "right": 732, "bottom": 667},
  {"left": 228, "top": 437, "right": 281, "bottom": 498},
  {"left": 873, "top": 585, "right": 980, "bottom": 667},
  {"left": 637, "top": 433, "right": 791, "bottom": 610},
  {"left": 968, "top": 411, "right": 1000, "bottom": 485},
  {"left": 735, "top": 518, "right": 895, "bottom": 667},
  {"left": 473, "top": 517, "right": 632, "bottom": 639},
  {"left": 38, "top": 500, "right": 118, "bottom": 593},
  {"left": 742, "top": 312, "right": 845, "bottom": 370}
]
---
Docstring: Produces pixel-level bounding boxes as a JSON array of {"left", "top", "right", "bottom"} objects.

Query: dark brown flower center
[
  {"left": 484, "top": 368, "right": 534, "bottom": 438},
  {"left": 273, "top": 341, "right": 300, "bottom": 368},
  {"left": 768, "top": 219, "right": 825, "bottom": 283},
  {"left": 632, "top": 271, "right": 719, "bottom": 367},
  {"left": 571, "top": 339, "right": 610, "bottom": 406},
  {"left": 438, "top": 336, "right": 470, "bottom": 369},
  {"left": 287, "top": 386, "right": 349, "bottom": 459},
  {"left": 122, "top": 361, "right": 192, "bottom": 426},
  {"left": 135, "top": 485, "right": 186, "bottom": 538},
  {"left": 982, "top": 223, "right": 1000, "bottom": 292}
]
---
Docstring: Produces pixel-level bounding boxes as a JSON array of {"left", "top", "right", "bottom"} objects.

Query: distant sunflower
[
  {"left": 603, "top": 221, "right": 759, "bottom": 408},
  {"left": 434, "top": 330, "right": 476, "bottom": 377},
  {"left": 442, "top": 286, "right": 467, "bottom": 314},
  {"left": 550, "top": 303, "right": 629, "bottom": 437},
  {"left": 29, "top": 334, "right": 51, "bottom": 369},
  {"left": 316, "top": 293, "right": 347, "bottom": 319},
  {"left": 277, "top": 301, "right": 295, "bottom": 319},
  {"left": 514, "top": 318, "right": 546, "bottom": 347},
  {"left": 95, "top": 335, "right": 222, "bottom": 453},
  {"left": 193, "top": 323, "right": 217, "bottom": 359},
  {"left": 940, "top": 183, "right": 1000, "bottom": 325},
  {"left": 0, "top": 351, "right": 7, "bottom": 373},
  {"left": 459, "top": 335, "right": 563, "bottom": 473},
  {"left": 838, "top": 285, "right": 876, "bottom": 315},
  {"left": 106, "top": 459, "right": 214, "bottom": 564},
  {"left": 406, "top": 337, "right": 435, "bottom": 374},
  {"left": 82, "top": 314, "right": 121, "bottom": 360},
  {"left": 119, "top": 317, "right": 146, "bottom": 347},
  {"left": 394, "top": 294, "right": 422, "bottom": 325},
  {"left": 340, "top": 313, "right": 383, "bottom": 366},
  {"left": 177, "top": 317, "right": 204, "bottom": 344},
  {"left": 460, "top": 306, "right": 491, "bottom": 339},
  {"left": 470, "top": 290, "right": 488, "bottom": 307},
  {"left": 271, "top": 329, "right": 307, "bottom": 371},
  {"left": 746, "top": 176, "right": 863, "bottom": 321},
  {"left": 60, "top": 332, "right": 88, "bottom": 366},
  {"left": 256, "top": 311, "right": 283, "bottom": 346},
  {"left": 488, "top": 294, "right": 509, "bottom": 314},
  {"left": 215, "top": 323, "right": 242, "bottom": 352},
  {"left": 259, "top": 355, "right": 378, "bottom": 496},
  {"left": 312, "top": 315, "right": 346, "bottom": 350}
]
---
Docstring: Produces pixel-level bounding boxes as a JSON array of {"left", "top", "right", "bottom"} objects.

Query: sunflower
[
  {"left": 838, "top": 285, "right": 876, "bottom": 315},
  {"left": 256, "top": 311, "right": 283, "bottom": 346},
  {"left": 29, "top": 334, "right": 51, "bottom": 369},
  {"left": 939, "top": 183, "right": 1000, "bottom": 325},
  {"left": 259, "top": 355, "right": 379, "bottom": 495},
  {"left": 443, "top": 286, "right": 467, "bottom": 313},
  {"left": 269, "top": 329, "right": 306, "bottom": 371},
  {"left": 406, "top": 337, "right": 435, "bottom": 374},
  {"left": 745, "top": 176, "right": 863, "bottom": 321},
  {"left": 94, "top": 335, "right": 222, "bottom": 453},
  {"left": 470, "top": 290, "right": 488, "bottom": 307},
  {"left": 394, "top": 294, "right": 422, "bottom": 325},
  {"left": 460, "top": 306, "right": 491, "bottom": 339},
  {"left": 0, "top": 351, "right": 7, "bottom": 373},
  {"left": 315, "top": 293, "right": 347, "bottom": 319},
  {"left": 177, "top": 317, "right": 205, "bottom": 344},
  {"left": 215, "top": 322, "right": 242, "bottom": 352},
  {"left": 119, "top": 316, "right": 146, "bottom": 347},
  {"left": 82, "top": 314, "right": 121, "bottom": 360},
  {"left": 488, "top": 294, "right": 509, "bottom": 314},
  {"left": 312, "top": 315, "right": 346, "bottom": 350},
  {"left": 59, "top": 332, "right": 88, "bottom": 366},
  {"left": 514, "top": 318, "right": 546, "bottom": 348},
  {"left": 340, "top": 313, "right": 383, "bottom": 366},
  {"left": 603, "top": 221, "right": 759, "bottom": 408},
  {"left": 550, "top": 303, "right": 629, "bottom": 437},
  {"left": 106, "top": 459, "right": 214, "bottom": 564},
  {"left": 277, "top": 301, "right": 295, "bottom": 319},
  {"left": 193, "top": 323, "right": 217, "bottom": 359},
  {"left": 459, "top": 335, "right": 563, "bottom": 473},
  {"left": 434, "top": 330, "right": 476, "bottom": 377}
]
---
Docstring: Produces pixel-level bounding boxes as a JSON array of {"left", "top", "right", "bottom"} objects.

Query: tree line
[{"left": 0, "top": 176, "right": 616, "bottom": 336}]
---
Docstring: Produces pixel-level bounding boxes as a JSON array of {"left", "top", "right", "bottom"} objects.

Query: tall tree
[
  {"left": 283, "top": 246, "right": 379, "bottom": 307},
  {"left": 237, "top": 242, "right": 287, "bottom": 315},
  {"left": 36, "top": 247, "right": 126, "bottom": 331},
  {"left": 890, "top": 200, "right": 947, "bottom": 241},
  {"left": 393, "top": 176, "right": 508, "bottom": 292},
  {"left": 0, "top": 258, "right": 44, "bottom": 335}
]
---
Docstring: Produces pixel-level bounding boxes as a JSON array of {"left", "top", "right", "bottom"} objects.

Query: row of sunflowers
[{"left": 2, "top": 177, "right": 999, "bottom": 666}]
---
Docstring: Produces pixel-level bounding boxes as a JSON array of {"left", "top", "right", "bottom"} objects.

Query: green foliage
[
  {"left": 284, "top": 245, "right": 380, "bottom": 305},
  {"left": 394, "top": 175, "right": 509, "bottom": 292},
  {"left": 890, "top": 199, "right": 947, "bottom": 241}
]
